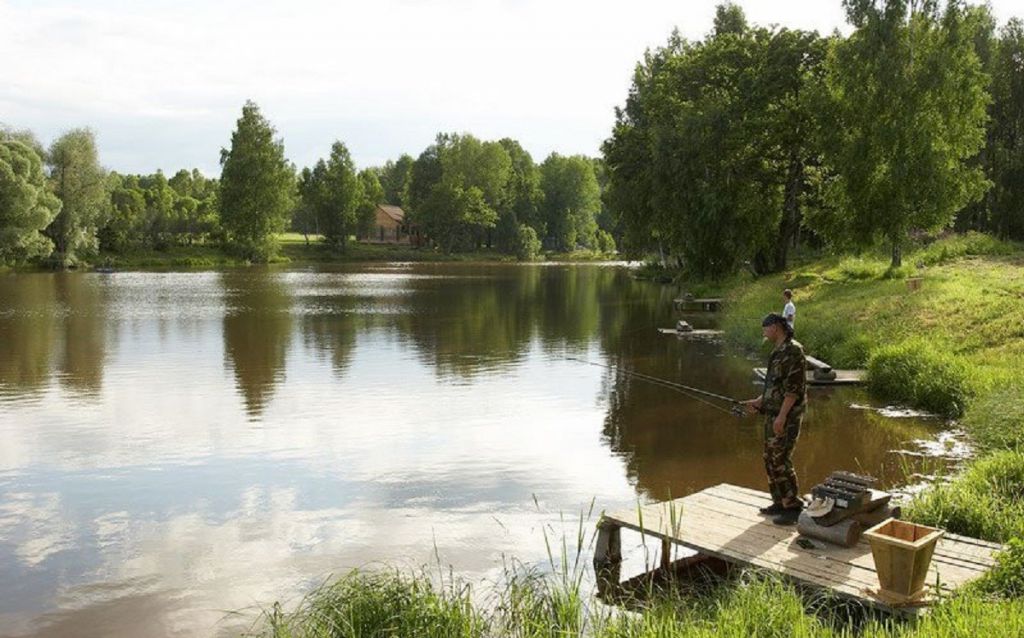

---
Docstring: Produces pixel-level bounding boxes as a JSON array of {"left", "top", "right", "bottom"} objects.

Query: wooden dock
[
  {"left": 754, "top": 367, "right": 865, "bottom": 386},
  {"left": 658, "top": 327, "right": 725, "bottom": 338},
  {"left": 595, "top": 484, "right": 1002, "bottom": 616},
  {"left": 673, "top": 297, "right": 723, "bottom": 312}
]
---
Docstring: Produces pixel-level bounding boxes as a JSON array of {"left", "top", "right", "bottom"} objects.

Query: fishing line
[{"left": 567, "top": 357, "right": 744, "bottom": 417}]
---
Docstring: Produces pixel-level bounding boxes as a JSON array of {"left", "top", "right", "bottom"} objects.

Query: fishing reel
[{"left": 729, "top": 402, "right": 748, "bottom": 417}]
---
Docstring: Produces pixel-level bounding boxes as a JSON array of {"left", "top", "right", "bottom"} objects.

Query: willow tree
[
  {"left": 0, "top": 133, "right": 61, "bottom": 263},
  {"left": 820, "top": 0, "right": 989, "bottom": 267},
  {"left": 45, "top": 128, "right": 107, "bottom": 265}
]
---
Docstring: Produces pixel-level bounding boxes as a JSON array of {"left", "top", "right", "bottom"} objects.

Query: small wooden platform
[
  {"left": 658, "top": 327, "right": 725, "bottom": 338},
  {"left": 595, "top": 484, "right": 1002, "bottom": 616},
  {"left": 673, "top": 297, "right": 723, "bottom": 312},
  {"left": 754, "top": 367, "right": 865, "bottom": 386}
]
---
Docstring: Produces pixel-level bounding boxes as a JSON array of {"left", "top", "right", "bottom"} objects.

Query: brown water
[{"left": 0, "top": 264, "right": 946, "bottom": 637}]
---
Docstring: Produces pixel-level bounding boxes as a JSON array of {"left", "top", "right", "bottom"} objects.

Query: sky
[{"left": 1, "top": 0, "right": 1021, "bottom": 176}]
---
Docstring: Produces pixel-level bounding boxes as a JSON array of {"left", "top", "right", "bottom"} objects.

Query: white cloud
[{"left": 1, "top": 0, "right": 1021, "bottom": 169}]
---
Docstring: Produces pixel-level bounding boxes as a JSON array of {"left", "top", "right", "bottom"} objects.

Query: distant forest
[{"left": 1, "top": 1, "right": 1022, "bottom": 272}]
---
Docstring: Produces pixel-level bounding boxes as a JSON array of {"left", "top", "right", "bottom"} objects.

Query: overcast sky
[{"left": 2, "top": 0, "right": 1020, "bottom": 175}]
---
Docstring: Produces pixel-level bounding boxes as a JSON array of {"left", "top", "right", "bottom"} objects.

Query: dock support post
[
  {"left": 660, "top": 537, "right": 672, "bottom": 570},
  {"left": 594, "top": 520, "right": 622, "bottom": 591}
]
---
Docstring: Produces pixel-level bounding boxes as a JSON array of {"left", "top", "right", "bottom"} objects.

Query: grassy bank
[
  {"left": 251, "top": 232, "right": 1023, "bottom": 637},
  {"left": 84, "top": 233, "right": 619, "bottom": 269}
]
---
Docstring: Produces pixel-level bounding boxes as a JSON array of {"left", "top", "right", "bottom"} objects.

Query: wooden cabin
[{"left": 364, "top": 204, "right": 419, "bottom": 245}]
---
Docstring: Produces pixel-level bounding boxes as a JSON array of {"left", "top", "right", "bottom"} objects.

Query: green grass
[
  {"left": 253, "top": 566, "right": 1024, "bottom": 638},
  {"left": 720, "top": 235, "right": 1024, "bottom": 416}
]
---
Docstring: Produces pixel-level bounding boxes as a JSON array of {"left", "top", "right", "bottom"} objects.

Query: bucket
[{"left": 863, "top": 518, "right": 943, "bottom": 602}]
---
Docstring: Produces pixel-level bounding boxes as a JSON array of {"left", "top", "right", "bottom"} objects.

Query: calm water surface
[{"left": 0, "top": 264, "right": 945, "bottom": 637}]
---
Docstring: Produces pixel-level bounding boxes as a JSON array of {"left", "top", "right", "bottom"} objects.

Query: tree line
[
  {"left": 604, "top": 0, "right": 1024, "bottom": 275},
  {"left": 1, "top": 102, "right": 611, "bottom": 266},
  {"left": 3, "top": 0, "right": 1022, "bottom": 272}
]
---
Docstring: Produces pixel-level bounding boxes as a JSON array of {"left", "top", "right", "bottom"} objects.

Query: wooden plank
[
  {"left": 619, "top": 500, "right": 965, "bottom": 605},
  {"left": 708, "top": 484, "right": 1003, "bottom": 564},
  {"left": 700, "top": 485, "right": 1000, "bottom": 568},
  {"left": 680, "top": 493, "right": 991, "bottom": 581},
  {"left": 805, "top": 355, "right": 833, "bottom": 372},
  {"left": 753, "top": 367, "right": 865, "bottom": 385},
  {"left": 599, "top": 484, "right": 1002, "bottom": 614}
]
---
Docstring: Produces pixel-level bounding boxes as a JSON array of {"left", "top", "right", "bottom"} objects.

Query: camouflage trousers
[{"left": 763, "top": 412, "right": 802, "bottom": 507}]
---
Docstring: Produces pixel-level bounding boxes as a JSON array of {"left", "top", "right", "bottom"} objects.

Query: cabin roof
[{"left": 377, "top": 204, "right": 405, "bottom": 223}]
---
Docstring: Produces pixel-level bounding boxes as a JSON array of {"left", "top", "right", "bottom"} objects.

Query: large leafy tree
[
  {"left": 380, "top": 154, "right": 414, "bottom": 208},
  {"left": 412, "top": 133, "right": 511, "bottom": 252},
  {"left": 987, "top": 18, "right": 1024, "bottom": 239},
  {"left": 0, "top": 133, "right": 61, "bottom": 263},
  {"left": 45, "top": 128, "right": 108, "bottom": 266},
  {"left": 496, "top": 138, "right": 542, "bottom": 252},
  {"left": 603, "top": 8, "right": 827, "bottom": 275},
  {"left": 539, "top": 153, "right": 601, "bottom": 252},
  {"left": 818, "top": 0, "right": 989, "bottom": 267},
  {"left": 356, "top": 168, "right": 384, "bottom": 238},
  {"left": 219, "top": 101, "right": 295, "bottom": 260},
  {"left": 315, "top": 141, "right": 362, "bottom": 249}
]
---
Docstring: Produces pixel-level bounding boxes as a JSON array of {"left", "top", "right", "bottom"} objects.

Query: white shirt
[{"left": 783, "top": 301, "right": 796, "bottom": 328}]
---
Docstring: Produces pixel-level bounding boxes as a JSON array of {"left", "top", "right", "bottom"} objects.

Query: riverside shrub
[{"left": 867, "top": 339, "right": 973, "bottom": 417}]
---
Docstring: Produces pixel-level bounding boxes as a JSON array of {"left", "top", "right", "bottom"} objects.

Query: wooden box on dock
[{"left": 863, "top": 518, "right": 944, "bottom": 602}]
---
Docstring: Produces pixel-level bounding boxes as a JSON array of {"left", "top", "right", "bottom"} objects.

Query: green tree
[
  {"left": 293, "top": 167, "right": 319, "bottom": 245},
  {"left": 45, "top": 128, "right": 107, "bottom": 265},
  {"left": 314, "top": 141, "right": 361, "bottom": 249},
  {"left": 540, "top": 153, "right": 600, "bottom": 252},
  {"left": 356, "top": 168, "right": 384, "bottom": 238},
  {"left": 98, "top": 173, "right": 145, "bottom": 252},
  {"left": 987, "top": 18, "right": 1024, "bottom": 239},
  {"left": 817, "top": 0, "right": 989, "bottom": 267},
  {"left": 513, "top": 223, "right": 541, "bottom": 261},
  {"left": 380, "top": 154, "right": 414, "bottom": 207},
  {"left": 219, "top": 101, "right": 295, "bottom": 260},
  {"left": 0, "top": 134, "right": 60, "bottom": 263},
  {"left": 412, "top": 133, "right": 510, "bottom": 252},
  {"left": 496, "top": 138, "right": 542, "bottom": 252}
]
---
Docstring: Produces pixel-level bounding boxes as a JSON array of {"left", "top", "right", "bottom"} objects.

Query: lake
[{"left": 0, "top": 264, "right": 947, "bottom": 637}]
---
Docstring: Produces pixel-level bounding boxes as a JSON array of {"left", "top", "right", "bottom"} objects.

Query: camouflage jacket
[{"left": 761, "top": 338, "right": 807, "bottom": 416}]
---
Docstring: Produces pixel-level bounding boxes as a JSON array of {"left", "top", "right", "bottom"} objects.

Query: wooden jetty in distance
[
  {"left": 754, "top": 367, "right": 865, "bottom": 386},
  {"left": 658, "top": 327, "right": 725, "bottom": 338},
  {"left": 595, "top": 484, "right": 1002, "bottom": 617},
  {"left": 673, "top": 297, "right": 723, "bottom": 312},
  {"left": 753, "top": 354, "right": 866, "bottom": 386}
]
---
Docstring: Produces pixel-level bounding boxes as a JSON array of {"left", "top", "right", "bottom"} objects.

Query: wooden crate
[{"left": 863, "top": 518, "right": 944, "bottom": 603}]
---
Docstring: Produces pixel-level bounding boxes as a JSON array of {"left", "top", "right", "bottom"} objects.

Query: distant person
[
  {"left": 742, "top": 313, "right": 808, "bottom": 525},
  {"left": 782, "top": 289, "right": 796, "bottom": 331}
]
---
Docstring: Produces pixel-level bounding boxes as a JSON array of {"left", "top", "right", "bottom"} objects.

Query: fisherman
[
  {"left": 742, "top": 313, "right": 808, "bottom": 525},
  {"left": 782, "top": 289, "right": 796, "bottom": 331}
]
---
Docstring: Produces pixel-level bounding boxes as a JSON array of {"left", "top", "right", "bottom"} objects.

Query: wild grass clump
[
  {"left": 906, "top": 449, "right": 1024, "bottom": 543},
  {"left": 825, "top": 256, "right": 889, "bottom": 282},
  {"left": 868, "top": 594, "right": 1024, "bottom": 637},
  {"left": 960, "top": 383, "right": 1024, "bottom": 453},
  {"left": 596, "top": 574, "right": 838, "bottom": 637},
  {"left": 911, "top": 232, "right": 1018, "bottom": 267},
  {"left": 866, "top": 339, "right": 975, "bottom": 417},
  {"left": 970, "top": 539, "right": 1024, "bottom": 599},
  {"left": 255, "top": 569, "right": 486, "bottom": 638}
]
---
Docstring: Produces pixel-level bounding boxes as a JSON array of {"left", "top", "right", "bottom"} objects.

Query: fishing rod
[{"left": 566, "top": 357, "right": 747, "bottom": 417}]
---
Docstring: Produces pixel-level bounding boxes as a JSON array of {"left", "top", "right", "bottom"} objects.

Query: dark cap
[{"left": 762, "top": 313, "right": 792, "bottom": 335}]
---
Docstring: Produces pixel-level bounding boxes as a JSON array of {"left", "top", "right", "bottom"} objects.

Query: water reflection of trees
[
  {"left": 221, "top": 271, "right": 293, "bottom": 418},
  {"left": 54, "top": 273, "right": 109, "bottom": 396},
  {"left": 0, "top": 275, "right": 57, "bottom": 394},
  {"left": 600, "top": 356, "right": 944, "bottom": 501},
  {"left": 393, "top": 265, "right": 672, "bottom": 381},
  {"left": 0, "top": 274, "right": 109, "bottom": 398}
]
